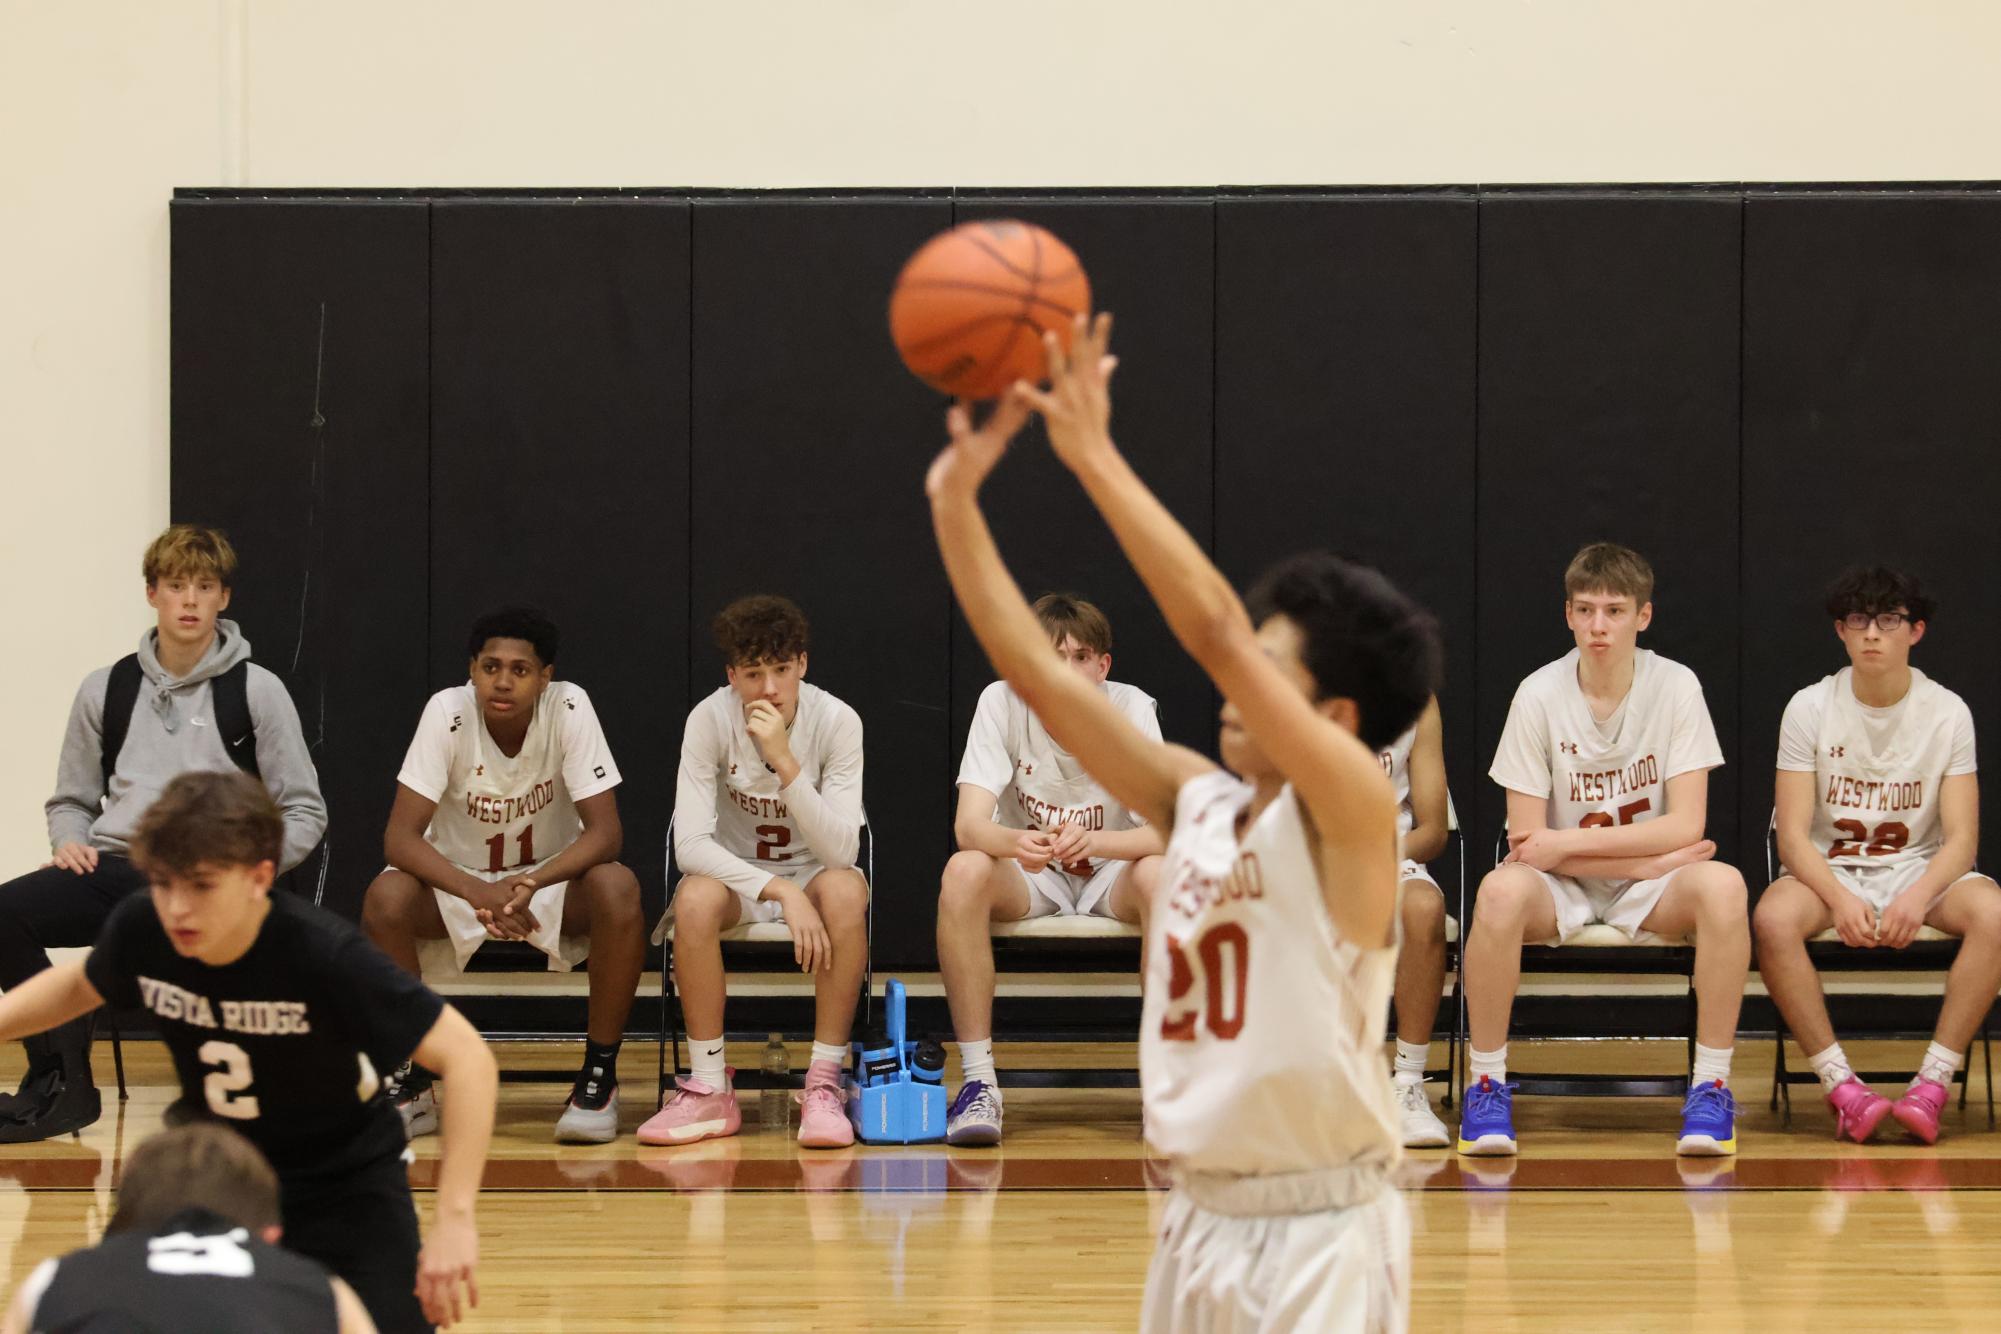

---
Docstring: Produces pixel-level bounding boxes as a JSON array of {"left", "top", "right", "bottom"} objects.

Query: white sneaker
[
  {"left": 1395, "top": 1080, "right": 1450, "bottom": 1148},
  {"left": 555, "top": 1086, "right": 620, "bottom": 1144},
  {"left": 397, "top": 1084, "right": 439, "bottom": 1140}
]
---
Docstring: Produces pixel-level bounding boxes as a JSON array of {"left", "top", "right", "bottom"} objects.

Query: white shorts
[
  {"left": 1017, "top": 858, "right": 1132, "bottom": 919},
  {"left": 1525, "top": 863, "right": 1698, "bottom": 946},
  {"left": 1141, "top": 1183, "right": 1409, "bottom": 1334},
  {"left": 657, "top": 859, "right": 861, "bottom": 936},
  {"left": 410, "top": 861, "right": 589, "bottom": 974},
  {"left": 1397, "top": 861, "right": 1439, "bottom": 892},
  {"left": 1802, "top": 860, "right": 1988, "bottom": 915}
]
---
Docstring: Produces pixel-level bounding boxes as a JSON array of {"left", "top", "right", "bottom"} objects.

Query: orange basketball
[{"left": 888, "top": 220, "right": 1091, "bottom": 400}]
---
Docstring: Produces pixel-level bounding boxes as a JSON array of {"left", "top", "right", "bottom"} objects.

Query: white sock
[
  {"left": 1691, "top": 1042, "right": 1733, "bottom": 1087},
  {"left": 809, "top": 1041, "right": 847, "bottom": 1069},
  {"left": 1469, "top": 1045, "right": 1507, "bottom": 1083},
  {"left": 1394, "top": 1039, "right": 1429, "bottom": 1087},
  {"left": 690, "top": 1036, "right": 727, "bottom": 1090},
  {"left": 1917, "top": 1041, "right": 1964, "bottom": 1088},
  {"left": 1808, "top": 1042, "right": 1853, "bottom": 1094},
  {"left": 959, "top": 1038, "right": 999, "bottom": 1091}
]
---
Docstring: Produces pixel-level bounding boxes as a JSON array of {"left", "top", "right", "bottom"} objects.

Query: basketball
[{"left": 888, "top": 220, "right": 1092, "bottom": 399}]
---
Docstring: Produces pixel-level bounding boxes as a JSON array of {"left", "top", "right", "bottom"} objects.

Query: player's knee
[
  {"left": 1401, "top": 881, "right": 1446, "bottom": 939},
  {"left": 939, "top": 850, "right": 997, "bottom": 913},
  {"left": 585, "top": 864, "right": 644, "bottom": 928},
  {"left": 1752, "top": 889, "right": 1806, "bottom": 946},
  {"left": 1687, "top": 863, "right": 1748, "bottom": 922},
  {"left": 1472, "top": 868, "right": 1537, "bottom": 932},
  {"left": 360, "top": 872, "right": 418, "bottom": 939},
  {"left": 672, "top": 879, "right": 733, "bottom": 941},
  {"left": 815, "top": 871, "right": 870, "bottom": 930},
  {"left": 1960, "top": 896, "right": 2001, "bottom": 945},
  {"left": 1129, "top": 854, "right": 1164, "bottom": 902}
]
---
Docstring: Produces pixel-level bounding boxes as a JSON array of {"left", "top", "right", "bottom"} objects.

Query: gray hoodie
[{"left": 44, "top": 620, "right": 328, "bottom": 871}]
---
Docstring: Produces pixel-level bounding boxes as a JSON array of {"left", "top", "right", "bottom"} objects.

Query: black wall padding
[
  {"left": 1741, "top": 194, "right": 2001, "bottom": 879},
  {"left": 170, "top": 200, "right": 431, "bottom": 918},
  {"left": 1475, "top": 194, "right": 1744, "bottom": 870},
  {"left": 427, "top": 201, "right": 692, "bottom": 923},
  {"left": 947, "top": 197, "right": 1218, "bottom": 774},
  {"left": 688, "top": 198, "right": 954, "bottom": 970},
  {"left": 1214, "top": 194, "right": 1479, "bottom": 837}
]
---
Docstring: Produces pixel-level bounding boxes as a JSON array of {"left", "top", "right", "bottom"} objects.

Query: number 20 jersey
[{"left": 1140, "top": 770, "right": 1400, "bottom": 1179}]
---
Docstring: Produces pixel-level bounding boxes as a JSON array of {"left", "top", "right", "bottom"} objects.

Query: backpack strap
[
  {"left": 212, "top": 662, "right": 260, "bottom": 779},
  {"left": 99, "top": 655, "right": 143, "bottom": 793}
]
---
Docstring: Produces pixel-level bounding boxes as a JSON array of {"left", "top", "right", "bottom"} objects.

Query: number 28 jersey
[
  {"left": 396, "top": 681, "right": 622, "bottom": 875},
  {"left": 1140, "top": 770, "right": 1400, "bottom": 1178},
  {"left": 85, "top": 892, "right": 444, "bottom": 1183},
  {"left": 1777, "top": 667, "right": 1976, "bottom": 870}
]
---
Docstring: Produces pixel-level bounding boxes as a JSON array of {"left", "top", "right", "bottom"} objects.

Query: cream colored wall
[{"left": 4, "top": 0, "right": 1999, "bottom": 868}]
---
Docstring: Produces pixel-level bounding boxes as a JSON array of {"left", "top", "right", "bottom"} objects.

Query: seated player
[
  {"left": 1381, "top": 695, "right": 1454, "bottom": 1148},
  {"left": 4, "top": 1122, "right": 377, "bottom": 1333},
  {"left": 0, "top": 771, "right": 494, "bottom": 1333},
  {"left": 361, "top": 607, "right": 643, "bottom": 1145},
  {"left": 1460, "top": 543, "right": 1749, "bottom": 1157},
  {"left": 0, "top": 524, "right": 325, "bottom": 1141},
  {"left": 930, "top": 313, "right": 1436, "bottom": 1333},
  {"left": 1753, "top": 566, "right": 1999, "bottom": 1144},
  {"left": 937, "top": 592, "right": 1165, "bottom": 1145},
  {"left": 642, "top": 595, "right": 868, "bottom": 1150}
]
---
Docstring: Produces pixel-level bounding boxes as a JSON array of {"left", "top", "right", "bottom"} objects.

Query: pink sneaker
[
  {"left": 636, "top": 1069, "right": 741, "bottom": 1146},
  {"left": 1891, "top": 1077, "right": 1950, "bottom": 1145},
  {"left": 797, "top": 1059, "right": 854, "bottom": 1149},
  {"left": 1826, "top": 1075, "right": 1893, "bottom": 1143}
]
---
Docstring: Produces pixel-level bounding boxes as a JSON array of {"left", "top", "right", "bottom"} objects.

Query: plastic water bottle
[{"left": 761, "top": 1034, "right": 790, "bottom": 1129}]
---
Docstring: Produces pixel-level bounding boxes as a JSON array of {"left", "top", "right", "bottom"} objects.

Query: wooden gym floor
[{"left": 3, "top": 1039, "right": 2000, "bottom": 1331}]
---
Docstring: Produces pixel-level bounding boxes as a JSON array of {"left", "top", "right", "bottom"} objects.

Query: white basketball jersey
[
  {"left": 682, "top": 682, "right": 863, "bottom": 868},
  {"left": 1377, "top": 726, "right": 1416, "bottom": 837},
  {"left": 957, "top": 680, "right": 1160, "bottom": 875},
  {"left": 1777, "top": 667, "right": 1977, "bottom": 871},
  {"left": 1489, "top": 649, "right": 1724, "bottom": 899},
  {"left": 1140, "top": 770, "right": 1400, "bottom": 1179},
  {"left": 396, "top": 682, "right": 620, "bottom": 874}
]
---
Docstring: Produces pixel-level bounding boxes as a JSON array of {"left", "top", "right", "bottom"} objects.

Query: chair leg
[
  {"left": 1440, "top": 952, "right": 1460, "bottom": 1112},
  {"left": 109, "top": 1012, "right": 127, "bottom": 1102},
  {"left": 1985, "top": 1016, "right": 1995, "bottom": 1129},
  {"left": 1769, "top": 1026, "right": 1784, "bottom": 1113},
  {"left": 657, "top": 933, "right": 670, "bottom": 1104}
]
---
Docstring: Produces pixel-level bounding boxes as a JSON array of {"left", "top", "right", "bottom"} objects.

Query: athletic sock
[
  {"left": 1394, "top": 1039, "right": 1429, "bottom": 1087},
  {"left": 1691, "top": 1042, "right": 1734, "bottom": 1087},
  {"left": 959, "top": 1038, "right": 999, "bottom": 1091},
  {"left": 1808, "top": 1042, "right": 1854, "bottom": 1094},
  {"left": 1469, "top": 1045, "right": 1507, "bottom": 1084},
  {"left": 572, "top": 1039, "right": 621, "bottom": 1109},
  {"left": 809, "top": 1041, "right": 847, "bottom": 1071},
  {"left": 690, "top": 1036, "right": 727, "bottom": 1090},
  {"left": 1917, "top": 1041, "right": 1964, "bottom": 1088}
]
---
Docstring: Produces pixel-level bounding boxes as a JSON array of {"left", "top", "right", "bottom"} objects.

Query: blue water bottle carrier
[{"left": 847, "top": 978, "right": 947, "bottom": 1144}]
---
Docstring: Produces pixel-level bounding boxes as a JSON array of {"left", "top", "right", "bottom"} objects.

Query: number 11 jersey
[{"left": 1140, "top": 770, "right": 1399, "bottom": 1179}]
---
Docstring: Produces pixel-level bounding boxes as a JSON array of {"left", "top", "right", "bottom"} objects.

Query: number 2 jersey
[
  {"left": 85, "top": 892, "right": 444, "bottom": 1184},
  {"left": 1488, "top": 648, "right": 1724, "bottom": 899},
  {"left": 1776, "top": 666, "right": 1976, "bottom": 870},
  {"left": 22, "top": 1208, "right": 338, "bottom": 1333},
  {"left": 672, "top": 681, "right": 865, "bottom": 899},
  {"left": 396, "top": 680, "right": 622, "bottom": 874},
  {"left": 1140, "top": 770, "right": 1400, "bottom": 1180}
]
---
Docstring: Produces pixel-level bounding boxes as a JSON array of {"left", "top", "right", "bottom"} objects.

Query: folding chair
[
  {"left": 654, "top": 816, "right": 874, "bottom": 1101},
  {"left": 1761, "top": 813, "right": 1995, "bottom": 1127},
  {"left": 1458, "top": 824, "right": 1696, "bottom": 1101}
]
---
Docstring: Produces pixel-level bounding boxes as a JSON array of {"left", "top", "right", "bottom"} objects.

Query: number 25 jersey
[{"left": 1140, "top": 770, "right": 1399, "bottom": 1179}]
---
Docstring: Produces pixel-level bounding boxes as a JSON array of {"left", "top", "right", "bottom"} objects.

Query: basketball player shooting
[{"left": 926, "top": 313, "right": 1440, "bottom": 1333}]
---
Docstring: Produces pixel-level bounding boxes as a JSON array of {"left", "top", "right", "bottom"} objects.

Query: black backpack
[{"left": 99, "top": 655, "right": 259, "bottom": 789}]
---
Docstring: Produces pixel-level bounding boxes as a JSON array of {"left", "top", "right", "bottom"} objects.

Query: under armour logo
[
  {"left": 565, "top": 698, "right": 576, "bottom": 710},
  {"left": 1829, "top": 745, "right": 1845, "bottom": 758},
  {"left": 474, "top": 764, "right": 484, "bottom": 777},
  {"left": 1558, "top": 741, "right": 1579, "bottom": 756},
  {"left": 1022, "top": 762, "right": 1036, "bottom": 776},
  {"left": 729, "top": 764, "right": 737, "bottom": 776}
]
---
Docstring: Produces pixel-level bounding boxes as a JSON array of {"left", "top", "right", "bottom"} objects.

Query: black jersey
[
  {"left": 25, "top": 1207, "right": 339, "bottom": 1332},
  {"left": 85, "top": 892, "right": 444, "bottom": 1182}
]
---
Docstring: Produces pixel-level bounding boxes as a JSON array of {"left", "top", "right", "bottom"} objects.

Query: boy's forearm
[
  {"left": 432, "top": 1037, "right": 496, "bottom": 1219},
  {"left": 0, "top": 964, "right": 102, "bottom": 1044},
  {"left": 931, "top": 491, "right": 1073, "bottom": 697},
  {"left": 1093, "top": 827, "right": 1164, "bottom": 861},
  {"left": 385, "top": 832, "right": 485, "bottom": 901}
]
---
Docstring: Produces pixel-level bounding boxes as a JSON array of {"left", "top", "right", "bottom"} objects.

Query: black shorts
[{"left": 282, "top": 1153, "right": 428, "bottom": 1334}]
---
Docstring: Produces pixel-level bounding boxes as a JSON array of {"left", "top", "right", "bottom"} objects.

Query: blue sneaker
[
  {"left": 1455, "top": 1076, "right": 1518, "bottom": 1156},
  {"left": 1676, "top": 1079, "right": 1737, "bottom": 1156}
]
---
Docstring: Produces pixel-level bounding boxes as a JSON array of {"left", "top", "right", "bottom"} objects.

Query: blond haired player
[
  {"left": 938, "top": 591, "right": 1165, "bottom": 1145},
  {"left": 1380, "top": 696, "right": 1453, "bottom": 1147},
  {"left": 643, "top": 594, "right": 868, "bottom": 1150},
  {"left": 1460, "top": 543, "right": 1749, "bottom": 1157},
  {"left": 1753, "top": 566, "right": 2000, "bottom": 1144},
  {"left": 929, "top": 313, "right": 1439, "bottom": 1333}
]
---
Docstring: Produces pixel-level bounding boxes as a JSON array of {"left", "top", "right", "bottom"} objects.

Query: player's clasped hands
[
  {"left": 415, "top": 1210, "right": 479, "bottom": 1328},
  {"left": 469, "top": 876, "right": 539, "bottom": 941},
  {"left": 1013, "top": 828, "right": 1057, "bottom": 874},
  {"left": 1830, "top": 890, "right": 1880, "bottom": 949},
  {"left": 1877, "top": 888, "right": 1928, "bottom": 950},
  {"left": 1503, "top": 827, "right": 1571, "bottom": 872},
  {"left": 1047, "top": 822, "right": 1096, "bottom": 870},
  {"left": 772, "top": 880, "right": 833, "bottom": 973}
]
